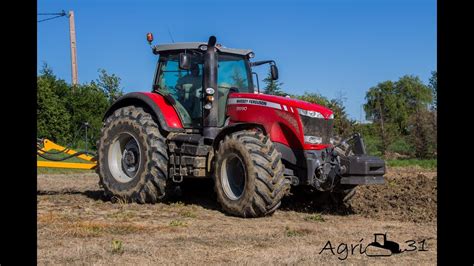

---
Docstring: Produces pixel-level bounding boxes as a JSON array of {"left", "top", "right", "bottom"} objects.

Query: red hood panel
[{"left": 229, "top": 93, "right": 333, "bottom": 119}]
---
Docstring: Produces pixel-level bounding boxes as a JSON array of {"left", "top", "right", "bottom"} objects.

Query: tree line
[
  {"left": 38, "top": 64, "right": 437, "bottom": 159},
  {"left": 37, "top": 64, "right": 123, "bottom": 150}
]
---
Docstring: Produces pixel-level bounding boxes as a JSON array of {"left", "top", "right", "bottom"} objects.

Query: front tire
[
  {"left": 214, "top": 130, "right": 291, "bottom": 217},
  {"left": 96, "top": 106, "right": 170, "bottom": 203}
]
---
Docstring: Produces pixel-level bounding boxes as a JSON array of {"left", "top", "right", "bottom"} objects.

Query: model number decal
[{"left": 236, "top": 106, "right": 247, "bottom": 111}]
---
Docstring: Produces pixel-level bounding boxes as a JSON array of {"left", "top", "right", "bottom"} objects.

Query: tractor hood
[{"left": 228, "top": 93, "right": 333, "bottom": 119}]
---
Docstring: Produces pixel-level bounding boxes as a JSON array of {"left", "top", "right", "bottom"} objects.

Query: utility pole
[
  {"left": 68, "top": 11, "right": 78, "bottom": 87},
  {"left": 38, "top": 10, "right": 78, "bottom": 88}
]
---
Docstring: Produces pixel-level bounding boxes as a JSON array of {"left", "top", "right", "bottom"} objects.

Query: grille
[{"left": 300, "top": 116, "right": 334, "bottom": 144}]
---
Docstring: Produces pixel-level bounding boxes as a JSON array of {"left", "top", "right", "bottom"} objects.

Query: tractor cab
[
  {"left": 151, "top": 43, "right": 256, "bottom": 128},
  {"left": 149, "top": 37, "right": 279, "bottom": 140}
]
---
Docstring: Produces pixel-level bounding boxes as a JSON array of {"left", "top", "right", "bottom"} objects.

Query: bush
[
  {"left": 407, "top": 109, "right": 437, "bottom": 159},
  {"left": 387, "top": 159, "right": 437, "bottom": 169},
  {"left": 37, "top": 67, "right": 72, "bottom": 144},
  {"left": 65, "top": 83, "right": 110, "bottom": 150},
  {"left": 387, "top": 137, "right": 414, "bottom": 157},
  {"left": 362, "top": 134, "right": 382, "bottom": 157},
  {"left": 37, "top": 65, "right": 120, "bottom": 150}
]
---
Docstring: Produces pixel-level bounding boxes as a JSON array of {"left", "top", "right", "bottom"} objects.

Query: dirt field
[{"left": 37, "top": 167, "right": 437, "bottom": 264}]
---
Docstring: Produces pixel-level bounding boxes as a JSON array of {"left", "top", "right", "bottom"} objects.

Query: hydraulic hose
[
  {"left": 36, "top": 144, "right": 70, "bottom": 155},
  {"left": 37, "top": 150, "right": 96, "bottom": 161}
]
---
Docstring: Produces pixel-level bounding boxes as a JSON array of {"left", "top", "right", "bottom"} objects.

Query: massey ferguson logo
[
  {"left": 228, "top": 98, "right": 283, "bottom": 110},
  {"left": 236, "top": 99, "right": 267, "bottom": 106}
]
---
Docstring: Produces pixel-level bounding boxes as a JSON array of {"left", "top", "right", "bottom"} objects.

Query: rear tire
[
  {"left": 96, "top": 106, "right": 170, "bottom": 203},
  {"left": 214, "top": 130, "right": 291, "bottom": 217}
]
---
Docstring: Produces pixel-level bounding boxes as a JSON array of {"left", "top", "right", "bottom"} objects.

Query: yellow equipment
[{"left": 37, "top": 139, "right": 97, "bottom": 170}]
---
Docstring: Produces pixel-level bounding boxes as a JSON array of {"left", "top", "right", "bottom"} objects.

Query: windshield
[{"left": 217, "top": 54, "right": 251, "bottom": 93}]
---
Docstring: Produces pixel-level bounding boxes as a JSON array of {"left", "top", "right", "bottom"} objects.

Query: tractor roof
[{"left": 153, "top": 42, "right": 253, "bottom": 56}]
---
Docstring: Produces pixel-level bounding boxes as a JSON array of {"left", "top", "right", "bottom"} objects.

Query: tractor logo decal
[{"left": 228, "top": 98, "right": 283, "bottom": 110}]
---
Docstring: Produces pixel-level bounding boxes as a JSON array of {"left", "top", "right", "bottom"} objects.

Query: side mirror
[
  {"left": 179, "top": 53, "right": 191, "bottom": 70},
  {"left": 270, "top": 64, "right": 279, "bottom": 80}
]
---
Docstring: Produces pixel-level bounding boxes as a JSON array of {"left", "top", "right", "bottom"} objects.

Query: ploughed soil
[
  {"left": 282, "top": 167, "right": 437, "bottom": 224},
  {"left": 37, "top": 167, "right": 437, "bottom": 265}
]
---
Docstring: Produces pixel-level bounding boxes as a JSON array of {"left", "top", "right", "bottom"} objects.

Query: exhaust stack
[{"left": 203, "top": 36, "right": 219, "bottom": 139}]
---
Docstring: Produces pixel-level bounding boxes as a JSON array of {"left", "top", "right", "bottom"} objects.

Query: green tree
[
  {"left": 394, "top": 75, "right": 432, "bottom": 133},
  {"left": 329, "top": 91, "right": 355, "bottom": 137},
  {"left": 37, "top": 64, "right": 72, "bottom": 144},
  {"left": 263, "top": 70, "right": 285, "bottom": 96},
  {"left": 364, "top": 81, "right": 399, "bottom": 154},
  {"left": 365, "top": 76, "right": 432, "bottom": 134},
  {"left": 97, "top": 68, "right": 123, "bottom": 104},
  {"left": 363, "top": 75, "right": 433, "bottom": 155},
  {"left": 297, "top": 92, "right": 331, "bottom": 106},
  {"left": 296, "top": 92, "right": 355, "bottom": 137},
  {"left": 352, "top": 123, "right": 383, "bottom": 156},
  {"left": 37, "top": 64, "right": 116, "bottom": 150},
  {"left": 429, "top": 71, "right": 437, "bottom": 110},
  {"left": 407, "top": 108, "right": 437, "bottom": 158},
  {"left": 65, "top": 82, "right": 110, "bottom": 150}
]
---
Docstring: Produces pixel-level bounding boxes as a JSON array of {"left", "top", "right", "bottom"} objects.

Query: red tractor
[{"left": 96, "top": 35, "right": 385, "bottom": 217}]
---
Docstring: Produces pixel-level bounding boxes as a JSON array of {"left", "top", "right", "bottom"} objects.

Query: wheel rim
[
  {"left": 108, "top": 132, "right": 141, "bottom": 183},
  {"left": 221, "top": 154, "right": 246, "bottom": 200}
]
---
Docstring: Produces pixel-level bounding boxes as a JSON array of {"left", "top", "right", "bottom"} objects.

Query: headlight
[
  {"left": 304, "top": 135, "right": 322, "bottom": 144},
  {"left": 297, "top": 108, "right": 334, "bottom": 119},
  {"left": 297, "top": 108, "right": 325, "bottom": 119}
]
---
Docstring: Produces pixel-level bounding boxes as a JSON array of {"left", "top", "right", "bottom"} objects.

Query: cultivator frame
[{"left": 37, "top": 139, "right": 97, "bottom": 170}]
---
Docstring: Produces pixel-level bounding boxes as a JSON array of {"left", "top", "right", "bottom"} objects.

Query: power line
[
  {"left": 38, "top": 11, "right": 66, "bottom": 15},
  {"left": 38, "top": 10, "right": 67, "bottom": 23},
  {"left": 38, "top": 15, "right": 65, "bottom": 23}
]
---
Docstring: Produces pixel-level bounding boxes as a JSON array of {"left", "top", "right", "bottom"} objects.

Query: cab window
[{"left": 157, "top": 54, "right": 203, "bottom": 128}]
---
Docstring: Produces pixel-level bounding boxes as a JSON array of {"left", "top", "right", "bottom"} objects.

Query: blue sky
[{"left": 37, "top": 0, "right": 436, "bottom": 121}]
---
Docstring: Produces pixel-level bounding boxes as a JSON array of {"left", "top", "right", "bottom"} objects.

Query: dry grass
[
  {"left": 169, "top": 220, "right": 187, "bottom": 227},
  {"left": 38, "top": 212, "right": 156, "bottom": 238},
  {"left": 179, "top": 210, "right": 197, "bottom": 218},
  {"left": 304, "top": 213, "right": 325, "bottom": 222},
  {"left": 285, "top": 226, "right": 313, "bottom": 237},
  {"left": 37, "top": 168, "right": 437, "bottom": 265}
]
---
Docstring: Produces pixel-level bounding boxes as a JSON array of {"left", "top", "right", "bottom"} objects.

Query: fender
[
  {"left": 104, "top": 92, "right": 184, "bottom": 132},
  {"left": 213, "top": 122, "right": 266, "bottom": 150},
  {"left": 214, "top": 122, "right": 307, "bottom": 173}
]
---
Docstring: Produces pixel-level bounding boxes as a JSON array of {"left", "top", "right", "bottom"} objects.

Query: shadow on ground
[
  {"left": 280, "top": 186, "right": 355, "bottom": 215},
  {"left": 37, "top": 189, "right": 110, "bottom": 201},
  {"left": 37, "top": 178, "right": 355, "bottom": 216}
]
